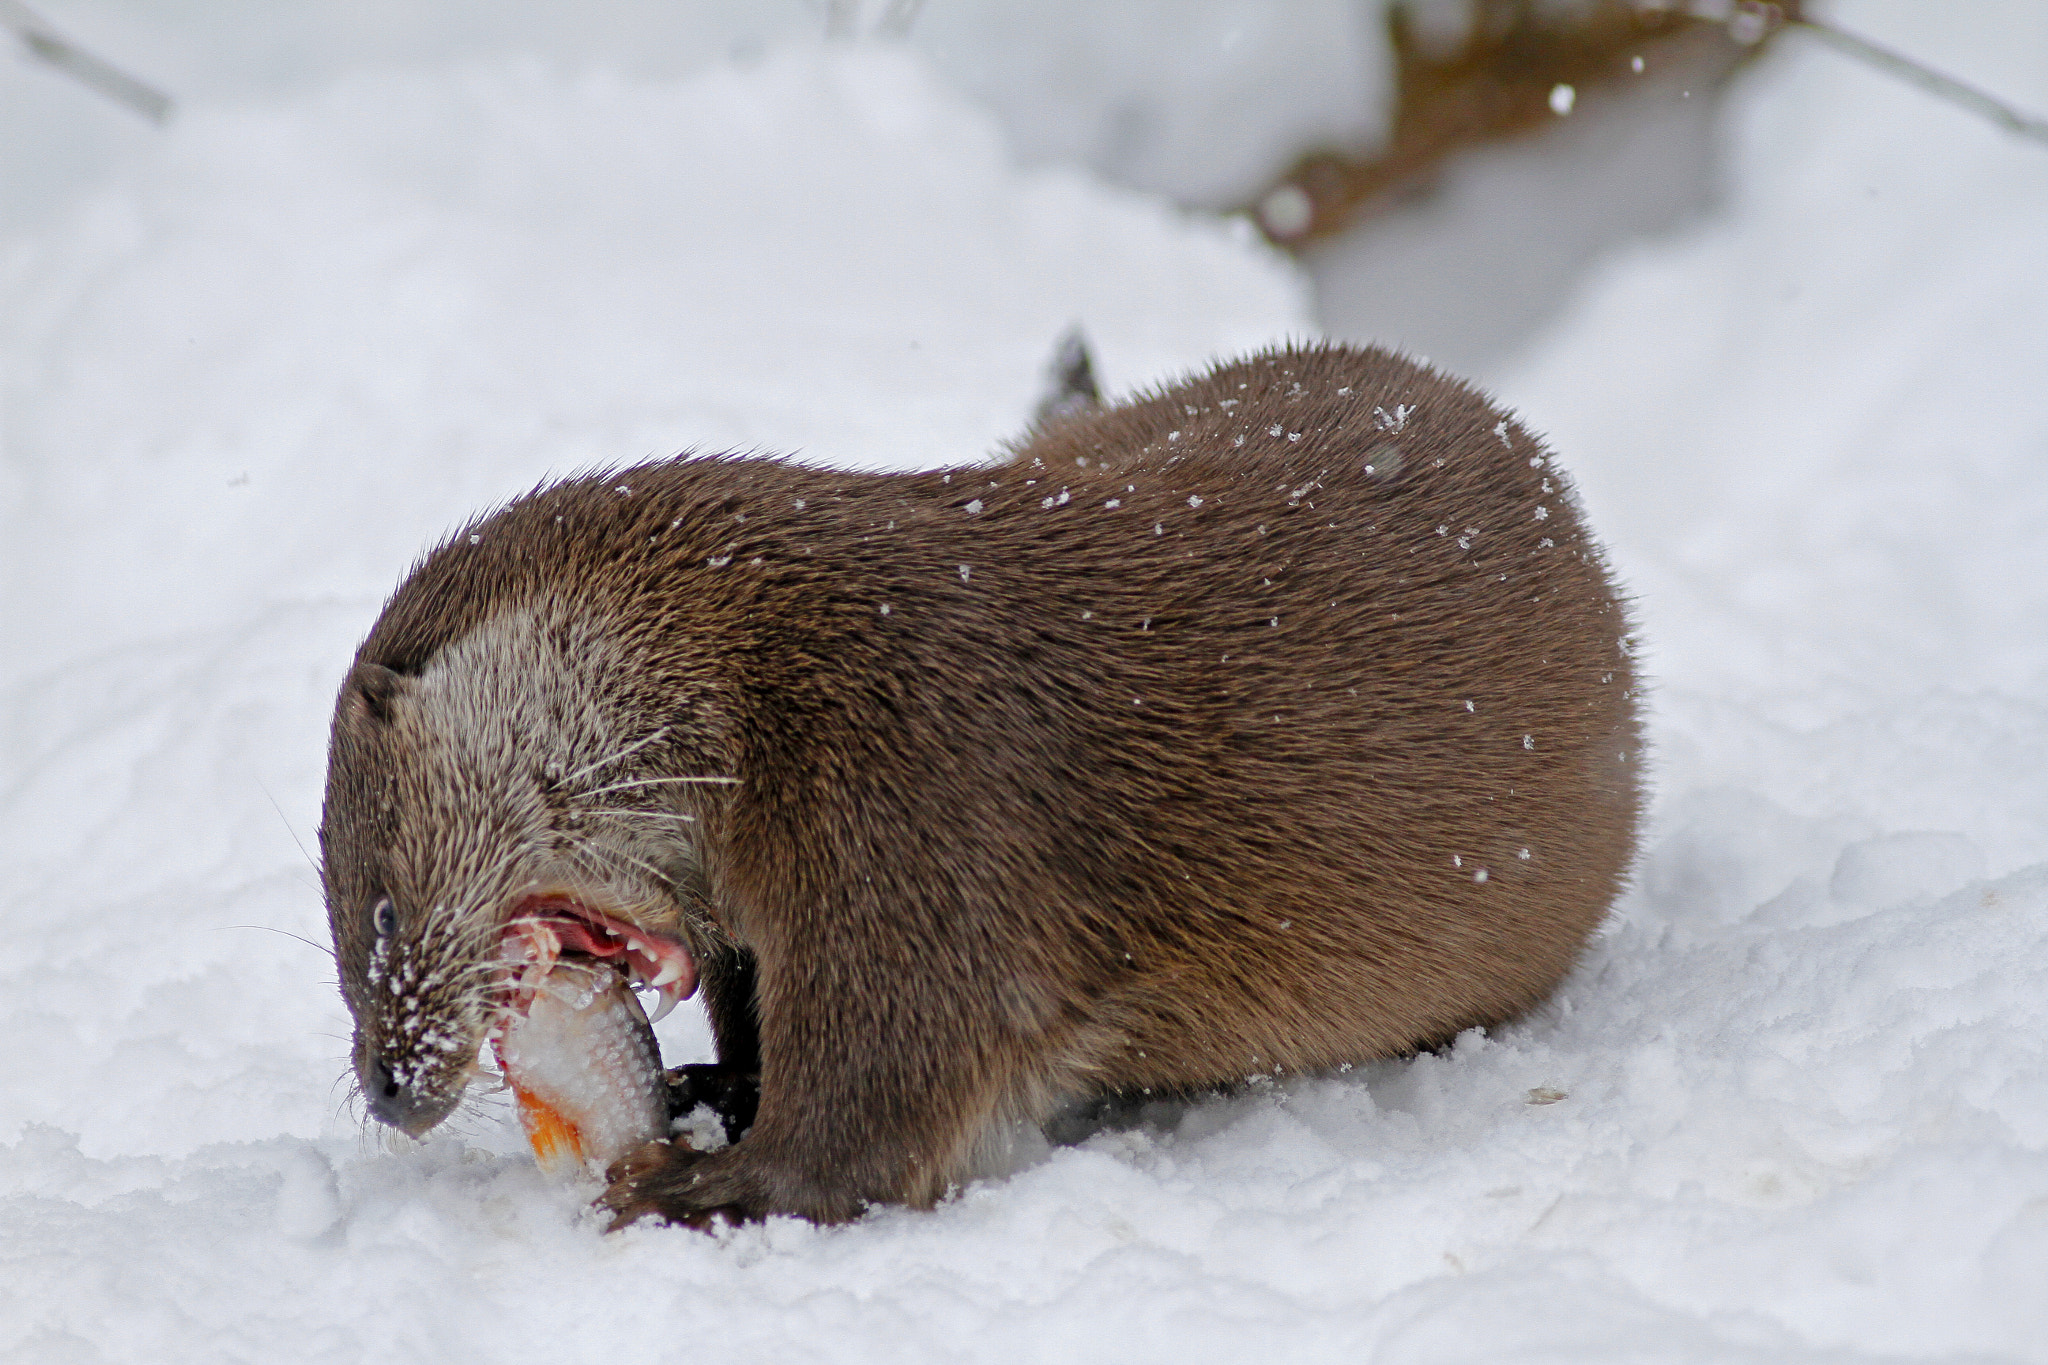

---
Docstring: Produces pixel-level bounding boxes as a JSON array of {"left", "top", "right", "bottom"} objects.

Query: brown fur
[{"left": 320, "top": 342, "right": 1642, "bottom": 1227}]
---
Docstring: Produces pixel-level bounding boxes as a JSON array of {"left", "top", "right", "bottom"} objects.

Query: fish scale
[{"left": 494, "top": 959, "right": 668, "bottom": 1178}]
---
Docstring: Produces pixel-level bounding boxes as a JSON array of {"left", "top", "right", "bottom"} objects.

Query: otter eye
[{"left": 372, "top": 897, "right": 397, "bottom": 938}]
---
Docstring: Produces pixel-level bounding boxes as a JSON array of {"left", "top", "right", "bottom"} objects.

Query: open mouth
[{"left": 496, "top": 893, "right": 698, "bottom": 1028}]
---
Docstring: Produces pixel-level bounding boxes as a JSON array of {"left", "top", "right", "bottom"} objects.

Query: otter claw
[
  {"left": 604, "top": 1136, "right": 693, "bottom": 1186},
  {"left": 604, "top": 1196, "right": 748, "bottom": 1233},
  {"left": 600, "top": 1139, "right": 738, "bottom": 1231}
]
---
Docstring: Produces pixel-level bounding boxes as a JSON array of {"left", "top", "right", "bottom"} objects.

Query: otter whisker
[
  {"left": 567, "top": 835, "right": 681, "bottom": 892},
  {"left": 260, "top": 780, "right": 321, "bottom": 880},
  {"left": 434, "top": 900, "right": 509, "bottom": 962},
  {"left": 558, "top": 841, "right": 637, "bottom": 903},
  {"left": 572, "top": 808, "right": 698, "bottom": 825},
  {"left": 219, "top": 923, "right": 340, "bottom": 964},
  {"left": 432, "top": 838, "right": 545, "bottom": 946},
  {"left": 576, "top": 774, "right": 738, "bottom": 800},
  {"left": 557, "top": 725, "right": 671, "bottom": 788},
  {"left": 334, "top": 1075, "right": 367, "bottom": 1126},
  {"left": 440, "top": 954, "right": 518, "bottom": 985}
]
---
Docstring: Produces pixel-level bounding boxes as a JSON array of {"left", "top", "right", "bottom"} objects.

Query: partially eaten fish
[{"left": 492, "top": 909, "right": 680, "bottom": 1179}]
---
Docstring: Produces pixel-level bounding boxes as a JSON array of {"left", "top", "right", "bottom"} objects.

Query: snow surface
[{"left": 3, "top": 5, "right": 2047, "bottom": 1362}]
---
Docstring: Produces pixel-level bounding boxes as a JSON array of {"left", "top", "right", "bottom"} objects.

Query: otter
[{"left": 319, "top": 342, "right": 1641, "bottom": 1228}]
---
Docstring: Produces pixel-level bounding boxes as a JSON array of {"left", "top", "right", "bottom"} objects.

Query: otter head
[{"left": 319, "top": 607, "right": 723, "bottom": 1138}]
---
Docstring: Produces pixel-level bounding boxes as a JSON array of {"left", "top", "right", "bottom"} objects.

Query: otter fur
[{"left": 319, "top": 342, "right": 1642, "bottom": 1228}]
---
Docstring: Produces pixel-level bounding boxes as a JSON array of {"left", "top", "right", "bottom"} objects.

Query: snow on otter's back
[{"left": 494, "top": 962, "right": 667, "bottom": 1179}]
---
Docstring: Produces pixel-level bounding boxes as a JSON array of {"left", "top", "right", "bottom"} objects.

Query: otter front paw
[{"left": 600, "top": 1140, "right": 758, "bottom": 1232}]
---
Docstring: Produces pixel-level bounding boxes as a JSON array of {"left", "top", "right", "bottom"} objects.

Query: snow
[
  {"left": 0, "top": 0, "right": 1388, "bottom": 236},
  {"left": 3, "top": 4, "right": 2046, "bottom": 1361},
  {"left": 906, "top": 0, "right": 1390, "bottom": 208}
]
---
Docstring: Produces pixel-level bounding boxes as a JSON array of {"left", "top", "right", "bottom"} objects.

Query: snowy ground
[{"left": 3, "top": 5, "right": 2046, "bottom": 1362}]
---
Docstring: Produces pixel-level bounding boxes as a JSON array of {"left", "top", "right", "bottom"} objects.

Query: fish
[{"left": 492, "top": 955, "right": 668, "bottom": 1179}]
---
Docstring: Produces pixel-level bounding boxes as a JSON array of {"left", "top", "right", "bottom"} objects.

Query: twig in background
[
  {"left": 1, "top": 0, "right": 171, "bottom": 124},
  {"left": 1792, "top": 13, "right": 2048, "bottom": 148},
  {"left": 877, "top": 0, "right": 926, "bottom": 40},
  {"left": 819, "top": 0, "right": 924, "bottom": 41}
]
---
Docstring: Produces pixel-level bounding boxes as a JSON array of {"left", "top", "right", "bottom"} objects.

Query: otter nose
[{"left": 362, "top": 1053, "right": 453, "bottom": 1138}]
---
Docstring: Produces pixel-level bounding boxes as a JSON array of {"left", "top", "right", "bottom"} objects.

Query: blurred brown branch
[
  {"left": 1246, "top": 1, "right": 2048, "bottom": 249},
  {"left": 1247, "top": 1, "right": 1778, "bottom": 247}
]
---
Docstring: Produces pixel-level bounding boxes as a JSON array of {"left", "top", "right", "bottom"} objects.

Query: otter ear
[
  {"left": 344, "top": 662, "right": 408, "bottom": 726},
  {"left": 1032, "top": 326, "right": 1100, "bottom": 427}
]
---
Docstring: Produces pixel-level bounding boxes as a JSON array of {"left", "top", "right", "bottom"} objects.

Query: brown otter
[{"left": 319, "top": 341, "right": 1641, "bottom": 1228}]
